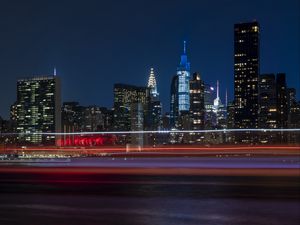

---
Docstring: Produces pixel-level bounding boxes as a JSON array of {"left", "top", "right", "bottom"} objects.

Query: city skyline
[
  {"left": 0, "top": 0, "right": 299, "bottom": 118},
  {"left": 0, "top": 2, "right": 299, "bottom": 225}
]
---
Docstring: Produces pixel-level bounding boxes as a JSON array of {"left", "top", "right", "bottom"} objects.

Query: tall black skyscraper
[
  {"left": 258, "top": 74, "right": 277, "bottom": 129},
  {"left": 189, "top": 72, "right": 205, "bottom": 143},
  {"left": 234, "top": 21, "right": 260, "bottom": 129},
  {"left": 189, "top": 72, "right": 205, "bottom": 130},
  {"left": 276, "top": 73, "right": 288, "bottom": 129},
  {"left": 258, "top": 74, "right": 277, "bottom": 144}
]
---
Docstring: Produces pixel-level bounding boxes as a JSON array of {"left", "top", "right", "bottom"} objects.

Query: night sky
[{"left": 0, "top": 0, "right": 299, "bottom": 118}]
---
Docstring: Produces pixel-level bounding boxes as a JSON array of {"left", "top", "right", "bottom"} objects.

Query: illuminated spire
[
  {"left": 147, "top": 68, "right": 158, "bottom": 97},
  {"left": 217, "top": 80, "right": 219, "bottom": 99},
  {"left": 214, "top": 80, "right": 221, "bottom": 108},
  {"left": 178, "top": 40, "right": 190, "bottom": 72},
  {"left": 54, "top": 67, "right": 57, "bottom": 76}
]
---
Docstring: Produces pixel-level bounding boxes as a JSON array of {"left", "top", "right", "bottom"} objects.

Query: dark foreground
[{"left": 0, "top": 157, "right": 299, "bottom": 225}]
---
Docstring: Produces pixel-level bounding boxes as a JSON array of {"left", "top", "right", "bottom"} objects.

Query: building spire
[
  {"left": 147, "top": 67, "right": 158, "bottom": 97},
  {"left": 178, "top": 41, "right": 190, "bottom": 71},
  {"left": 54, "top": 67, "right": 57, "bottom": 76},
  {"left": 216, "top": 80, "right": 219, "bottom": 99}
]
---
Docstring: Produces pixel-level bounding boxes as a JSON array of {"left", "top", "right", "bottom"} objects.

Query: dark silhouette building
[
  {"left": 287, "top": 87, "right": 300, "bottom": 143},
  {"left": 170, "top": 75, "right": 179, "bottom": 128},
  {"left": 276, "top": 73, "right": 288, "bottom": 129},
  {"left": 258, "top": 74, "right": 277, "bottom": 143},
  {"left": 113, "top": 84, "right": 149, "bottom": 131},
  {"left": 258, "top": 74, "right": 277, "bottom": 129},
  {"left": 62, "top": 102, "right": 85, "bottom": 133},
  {"left": 189, "top": 72, "right": 205, "bottom": 131},
  {"left": 234, "top": 22, "right": 260, "bottom": 130},
  {"left": 287, "top": 88, "right": 296, "bottom": 112}
]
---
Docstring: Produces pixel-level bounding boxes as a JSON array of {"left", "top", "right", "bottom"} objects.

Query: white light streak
[{"left": 1, "top": 128, "right": 300, "bottom": 136}]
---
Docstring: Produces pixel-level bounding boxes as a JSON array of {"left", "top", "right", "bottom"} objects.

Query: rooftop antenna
[
  {"left": 54, "top": 67, "right": 57, "bottom": 76},
  {"left": 225, "top": 88, "right": 228, "bottom": 107},
  {"left": 216, "top": 80, "right": 219, "bottom": 99},
  {"left": 183, "top": 40, "right": 186, "bottom": 54}
]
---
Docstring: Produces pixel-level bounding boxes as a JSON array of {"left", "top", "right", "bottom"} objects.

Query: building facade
[
  {"left": 113, "top": 83, "right": 149, "bottom": 131},
  {"left": 258, "top": 74, "right": 277, "bottom": 129},
  {"left": 62, "top": 102, "right": 85, "bottom": 133},
  {"left": 170, "top": 75, "right": 179, "bottom": 128},
  {"left": 130, "top": 102, "right": 144, "bottom": 147},
  {"left": 234, "top": 22, "right": 260, "bottom": 130},
  {"left": 14, "top": 75, "right": 61, "bottom": 145},
  {"left": 258, "top": 74, "right": 277, "bottom": 143},
  {"left": 276, "top": 73, "right": 288, "bottom": 129},
  {"left": 204, "top": 83, "right": 216, "bottom": 129},
  {"left": 189, "top": 72, "right": 205, "bottom": 131}
]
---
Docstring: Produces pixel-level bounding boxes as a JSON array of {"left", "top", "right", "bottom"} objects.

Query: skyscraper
[
  {"left": 234, "top": 22, "right": 260, "bottom": 129},
  {"left": 189, "top": 72, "right": 205, "bottom": 143},
  {"left": 227, "top": 101, "right": 235, "bottom": 129},
  {"left": 213, "top": 81, "right": 227, "bottom": 129},
  {"left": 177, "top": 41, "right": 191, "bottom": 112},
  {"left": 62, "top": 102, "right": 85, "bottom": 130},
  {"left": 147, "top": 68, "right": 159, "bottom": 99},
  {"left": 130, "top": 102, "right": 144, "bottom": 147},
  {"left": 204, "top": 83, "right": 216, "bottom": 129},
  {"left": 146, "top": 68, "right": 162, "bottom": 130},
  {"left": 287, "top": 88, "right": 296, "bottom": 113},
  {"left": 276, "top": 73, "right": 288, "bottom": 129},
  {"left": 189, "top": 72, "right": 205, "bottom": 130},
  {"left": 288, "top": 100, "right": 300, "bottom": 144},
  {"left": 170, "top": 41, "right": 191, "bottom": 129},
  {"left": 113, "top": 84, "right": 149, "bottom": 131},
  {"left": 83, "top": 106, "right": 110, "bottom": 132},
  {"left": 170, "top": 75, "right": 179, "bottom": 128},
  {"left": 14, "top": 75, "right": 61, "bottom": 145},
  {"left": 258, "top": 74, "right": 277, "bottom": 144},
  {"left": 258, "top": 74, "right": 277, "bottom": 129}
]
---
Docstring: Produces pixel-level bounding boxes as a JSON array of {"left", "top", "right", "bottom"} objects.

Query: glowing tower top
[
  {"left": 177, "top": 40, "right": 190, "bottom": 72},
  {"left": 147, "top": 67, "right": 159, "bottom": 97}
]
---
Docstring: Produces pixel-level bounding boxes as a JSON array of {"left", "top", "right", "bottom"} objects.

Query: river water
[{"left": 0, "top": 157, "right": 299, "bottom": 225}]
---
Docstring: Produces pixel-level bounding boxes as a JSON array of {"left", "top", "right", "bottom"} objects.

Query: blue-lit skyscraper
[
  {"left": 170, "top": 41, "right": 191, "bottom": 129},
  {"left": 177, "top": 41, "right": 191, "bottom": 112}
]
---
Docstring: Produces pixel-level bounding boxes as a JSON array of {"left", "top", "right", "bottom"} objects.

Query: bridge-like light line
[{"left": 1, "top": 128, "right": 300, "bottom": 136}]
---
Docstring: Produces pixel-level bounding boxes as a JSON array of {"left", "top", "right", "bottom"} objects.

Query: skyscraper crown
[
  {"left": 178, "top": 40, "right": 190, "bottom": 72},
  {"left": 147, "top": 68, "right": 158, "bottom": 97}
]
